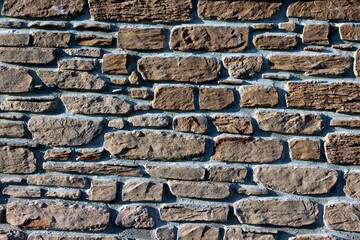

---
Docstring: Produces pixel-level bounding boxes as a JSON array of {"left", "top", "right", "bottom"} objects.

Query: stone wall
[{"left": 0, "top": 0, "right": 359, "bottom": 239}]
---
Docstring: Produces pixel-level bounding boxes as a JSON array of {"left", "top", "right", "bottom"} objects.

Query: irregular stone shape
[
  {"left": 33, "top": 32, "right": 71, "bottom": 48},
  {"left": 255, "top": 111, "right": 324, "bottom": 135},
  {"left": 102, "top": 54, "right": 131, "bottom": 75},
  {"left": 213, "top": 115, "right": 253, "bottom": 134},
  {"left": 7, "top": 200, "right": 110, "bottom": 231},
  {"left": 128, "top": 115, "right": 169, "bottom": 128},
  {"left": 288, "top": 0, "right": 360, "bottom": 21},
  {"left": 43, "top": 162, "right": 143, "bottom": 177},
  {"left": 76, "top": 35, "right": 113, "bottom": 46},
  {"left": 2, "top": 0, "right": 84, "bottom": 18},
  {"left": 173, "top": 115, "right": 208, "bottom": 134},
  {"left": 268, "top": 54, "right": 350, "bottom": 75},
  {"left": 108, "top": 119, "right": 125, "bottom": 130},
  {"left": 145, "top": 165, "right": 206, "bottom": 181},
  {"left": 252, "top": 23, "right": 274, "bottom": 30},
  {"left": 286, "top": 82, "right": 360, "bottom": 114},
  {"left": 168, "top": 180, "right": 231, "bottom": 200},
  {"left": 74, "top": 22, "right": 112, "bottom": 31},
  {"left": 213, "top": 137, "right": 283, "bottom": 163},
  {"left": 303, "top": 24, "right": 330, "bottom": 45},
  {"left": 28, "top": 117, "right": 103, "bottom": 147},
  {"left": 115, "top": 206, "right": 155, "bottom": 229},
  {"left": 253, "top": 35, "right": 297, "bottom": 50},
  {"left": 61, "top": 96, "right": 132, "bottom": 115},
  {"left": 87, "top": 180, "right": 117, "bottom": 201},
  {"left": 170, "top": 26, "right": 248, "bottom": 52},
  {"left": 240, "top": 85, "right": 278, "bottom": 107},
  {"left": 0, "top": 146, "right": 37, "bottom": 173},
  {"left": 122, "top": 181, "right": 164, "bottom": 202},
  {"left": 0, "top": 33, "right": 30, "bottom": 47},
  {"left": 105, "top": 130, "right": 206, "bottom": 161},
  {"left": 254, "top": 166, "right": 338, "bottom": 194},
  {"left": 339, "top": 24, "right": 360, "bottom": 42},
  {"left": 0, "top": 20, "right": 25, "bottom": 28},
  {"left": 331, "top": 119, "right": 360, "bottom": 128},
  {"left": 128, "top": 89, "right": 151, "bottom": 100},
  {"left": 3, "top": 186, "right": 41, "bottom": 198},
  {"left": 223, "top": 57, "right": 263, "bottom": 79},
  {"left": 44, "top": 149, "right": 72, "bottom": 161},
  {"left": 37, "top": 70, "right": 107, "bottom": 91},
  {"left": 64, "top": 48, "right": 102, "bottom": 58},
  {"left": 198, "top": 0, "right": 283, "bottom": 21},
  {"left": 0, "top": 229, "right": 26, "bottom": 240},
  {"left": 199, "top": 87, "right": 234, "bottom": 110},
  {"left": 178, "top": 225, "right": 220, "bottom": 240},
  {"left": 224, "top": 228, "right": 276, "bottom": 240},
  {"left": 355, "top": 49, "right": 360, "bottom": 77},
  {"left": 58, "top": 59, "right": 97, "bottom": 71},
  {"left": 207, "top": 166, "right": 247, "bottom": 183},
  {"left": 0, "top": 97, "right": 58, "bottom": 113},
  {"left": 344, "top": 172, "right": 360, "bottom": 200},
  {"left": 289, "top": 236, "right": 342, "bottom": 240},
  {"left": 289, "top": 139, "right": 320, "bottom": 160},
  {"left": 28, "top": 233, "right": 121, "bottom": 240},
  {"left": 45, "top": 188, "right": 81, "bottom": 200},
  {"left": 156, "top": 226, "right": 175, "bottom": 240},
  {"left": 0, "top": 139, "right": 38, "bottom": 148},
  {"left": 325, "top": 134, "right": 360, "bottom": 165},
  {"left": 138, "top": 57, "right": 220, "bottom": 83},
  {"left": 29, "top": 21, "right": 67, "bottom": 29},
  {"left": 118, "top": 28, "right": 164, "bottom": 50},
  {"left": 76, "top": 148, "right": 103, "bottom": 161},
  {"left": 234, "top": 199, "right": 318, "bottom": 227},
  {"left": 160, "top": 205, "right": 229, "bottom": 222},
  {"left": 27, "top": 175, "right": 87, "bottom": 188},
  {"left": 88, "top": 0, "right": 192, "bottom": 23},
  {"left": 134, "top": 104, "right": 151, "bottom": 111},
  {"left": 0, "top": 67, "right": 34, "bottom": 93},
  {"left": 324, "top": 203, "right": 360, "bottom": 232},
  {"left": 236, "top": 185, "right": 269, "bottom": 196},
  {"left": 152, "top": 86, "right": 194, "bottom": 111},
  {"left": 0, "top": 121, "right": 25, "bottom": 138},
  {"left": 129, "top": 71, "right": 140, "bottom": 85},
  {"left": 279, "top": 22, "right": 297, "bottom": 32},
  {"left": 0, "top": 47, "right": 56, "bottom": 64},
  {"left": 1, "top": 177, "right": 24, "bottom": 184},
  {"left": 0, "top": 113, "right": 24, "bottom": 120}
]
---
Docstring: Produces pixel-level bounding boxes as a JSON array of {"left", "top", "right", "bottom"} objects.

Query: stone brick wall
[{"left": 0, "top": 0, "right": 359, "bottom": 239}]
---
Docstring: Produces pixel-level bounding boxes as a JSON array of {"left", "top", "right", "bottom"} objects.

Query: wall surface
[{"left": 0, "top": 0, "right": 359, "bottom": 239}]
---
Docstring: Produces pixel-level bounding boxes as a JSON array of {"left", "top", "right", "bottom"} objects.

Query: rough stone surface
[
  {"left": 178, "top": 225, "right": 220, "bottom": 240},
  {"left": 0, "top": 67, "right": 33, "bottom": 93},
  {"left": 325, "top": 134, "right": 360, "bottom": 164},
  {"left": 344, "top": 172, "right": 360, "bottom": 200},
  {"left": 156, "top": 226, "right": 175, "bottom": 240},
  {"left": 64, "top": 48, "right": 102, "bottom": 58},
  {"left": 152, "top": 86, "right": 194, "bottom": 111},
  {"left": 303, "top": 24, "right": 330, "bottom": 45},
  {"left": 207, "top": 166, "right": 247, "bottom": 183},
  {"left": 145, "top": 165, "right": 206, "bottom": 181},
  {"left": 128, "top": 115, "right": 169, "bottom": 128},
  {"left": 128, "top": 89, "right": 151, "bottom": 100},
  {"left": 237, "top": 185, "right": 269, "bottom": 196},
  {"left": 27, "top": 175, "right": 87, "bottom": 188},
  {"left": 28, "top": 233, "right": 121, "bottom": 240},
  {"left": 3, "top": 186, "right": 41, "bottom": 198},
  {"left": 0, "top": 229, "right": 26, "bottom": 240},
  {"left": 45, "top": 188, "right": 82, "bottom": 200},
  {"left": 240, "top": 85, "right": 278, "bottom": 107},
  {"left": 58, "top": 59, "right": 97, "bottom": 71},
  {"left": 339, "top": 24, "right": 360, "bottom": 42},
  {"left": 279, "top": 22, "right": 297, "bottom": 32},
  {"left": 0, "top": 121, "right": 26, "bottom": 138},
  {"left": 199, "top": 87, "right": 234, "bottom": 110},
  {"left": 253, "top": 35, "right": 297, "bottom": 50},
  {"left": 0, "top": 97, "right": 58, "bottom": 113},
  {"left": 0, "top": 33, "right": 30, "bottom": 47},
  {"left": 44, "top": 149, "right": 72, "bottom": 161},
  {"left": 102, "top": 54, "right": 131, "bottom": 75},
  {"left": 213, "top": 115, "right": 253, "bottom": 134},
  {"left": 87, "top": 180, "right": 117, "bottom": 201},
  {"left": 0, "top": 47, "right": 56, "bottom": 64},
  {"left": 173, "top": 115, "right": 208, "bottom": 134},
  {"left": 160, "top": 205, "right": 229, "bottom": 222},
  {"left": 331, "top": 119, "right": 360, "bottom": 128},
  {"left": 76, "top": 35, "right": 113, "bottom": 46},
  {"left": 116, "top": 206, "right": 155, "bottom": 229},
  {"left": 289, "top": 139, "right": 320, "bottom": 160},
  {"left": 33, "top": 32, "right": 71, "bottom": 48},
  {"left": 324, "top": 203, "right": 360, "bottom": 232},
  {"left": 224, "top": 228, "right": 276, "bottom": 240},
  {"left": 0, "top": 146, "right": 37, "bottom": 174},
  {"left": 118, "top": 28, "right": 164, "bottom": 50},
  {"left": 223, "top": 57, "right": 263, "bottom": 79},
  {"left": 289, "top": 236, "right": 342, "bottom": 240},
  {"left": 122, "top": 181, "right": 164, "bottom": 202}
]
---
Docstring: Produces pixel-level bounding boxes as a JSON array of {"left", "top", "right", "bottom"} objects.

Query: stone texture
[
  {"left": 45, "top": 188, "right": 82, "bottom": 200},
  {"left": 44, "top": 149, "right": 72, "bottom": 161},
  {"left": 88, "top": 0, "right": 192, "bottom": 23},
  {"left": 156, "top": 226, "right": 175, "bottom": 240},
  {"left": 128, "top": 115, "right": 169, "bottom": 128},
  {"left": 145, "top": 165, "right": 206, "bottom": 181},
  {"left": 178, "top": 225, "right": 220, "bottom": 240},
  {"left": 61, "top": 95, "right": 132, "bottom": 115},
  {"left": 102, "top": 54, "right": 131, "bottom": 75},
  {"left": 269, "top": 55, "right": 350, "bottom": 75},
  {"left": 64, "top": 48, "right": 102, "bottom": 58},
  {"left": 76, "top": 35, "right": 113, "bottom": 46},
  {"left": 87, "top": 180, "right": 117, "bottom": 201},
  {"left": 213, "top": 115, "right": 253, "bottom": 134},
  {"left": 224, "top": 228, "right": 276, "bottom": 240},
  {"left": 303, "top": 24, "right": 330, "bottom": 45},
  {"left": 28, "top": 233, "right": 121, "bottom": 240},
  {"left": 168, "top": 180, "right": 231, "bottom": 200},
  {"left": 0, "top": 139, "right": 38, "bottom": 148},
  {"left": 223, "top": 57, "right": 263, "bottom": 79},
  {"left": 331, "top": 119, "right": 360, "bottom": 128},
  {"left": 160, "top": 205, "right": 229, "bottom": 222},
  {"left": 104, "top": 130, "right": 206, "bottom": 161},
  {"left": 76, "top": 148, "right": 103, "bottom": 161},
  {"left": 289, "top": 236, "right": 342, "bottom": 240},
  {"left": 289, "top": 139, "right": 320, "bottom": 160},
  {"left": 0, "top": 229, "right": 26, "bottom": 240},
  {"left": 236, "top": 185, "right": 269, "bottom": 196},
  {"left": 152, "top": 86, "right": 194, "bottom": 111},
  {"left": 29, "top": 21, "right": 67, "bottom": 29},
  {"left": 122, "top": 181, "right": 164, "bottom": 202},
  {"left": 170, "top": 26, "right": 248, "bottom": 52},
  {"left": 0, "top": 47, "right": 56, "bottom": 64},
  {"left": 0, "top": 33, "right": 30, "bottom": 47},
  {"left": 58, "top": 59, "right": 97, "bottom": 71},
  {"left": 355, "top": 49, "right": 360, "bottom": 77},
  {"left": 27, "top": 175, "right": 87, "bottom": 188},
  {"left": 0, "top": 121, "right": 25, "bottom": 138},
  {"left": 253, "top": 35, "right": 297, "bottom": 50},
  {"left": 0, "top": 146, "right": 37, "bottom": 173},
  {"left": 0, "top": 67, "right": 34, "bottom": 93},
  {"left": 28, "top": 117, "right": 104, "bottom": 147},
  {"left": 207, "top": 166, "right": 247, "bottom": 183},
  {"left": 339, "top": 24, "right": 360, "bottom": 42},
  {"left": 252, "top": 23, "right": 274, "bottom": 30},
  {"left": 138, "top": 57, "right": 220, "bottom": 83},
  {"left": 74, "top": 22, "right": 112, "bottom": 31},
  {"left": 234, "top": 199, "right": 318, "bottom": 227},
  {"left": 128, "top": 89, "right": 151, "bottom": 100},
  {"left": 324, "top": 203, "right": 360, "bottom": 232},
  {"left": 3, "top": 186, "right": 41, "bottom": 198},
  {"left": 173, "top": 115, "right": 208, "bottom": 134},
  {"left": 6, "top": 200, "right": 110, "bottom": 231},
  {"left": 33, "top": 32, "right": 71, "bottom": 48},
  {"left": 240, "top": 85, "right": 278, "bottom": 107},
  {"left": 116, "top": 206, "right": 155, "bottom": 229},
  {"left": 198, "top": 0, "right": 283, "bottom": 21},
  {"left": 199, "top": 87, "right": 234, "bottom": 110},
  {"left": 213, "top": 137, "right": 283, "bottom": 163},
  {"left": 0, "top": 97, "right": 58, "bottom": 113},
  {"left": 108, "top": 119, "right": 125, "bottom": 130},
  {"left": 325, "top": 134, "right": 360, "bottom": 165},
  {"left": 344, "top": 172, "right": 360, "bottom": 200},
  {"left": 118, "top": 28, "right": 164, "bottom": 50},
  {"left": 254, "top": 166, "right": 338, "bottom": 194},
  {"left": 279, "top": 22, "right": 297, "bottom": 32},
  {"left": 286, "top": 82, "right": 360, "bottom": 114}
]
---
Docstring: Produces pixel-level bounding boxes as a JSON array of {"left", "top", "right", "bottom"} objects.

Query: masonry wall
[{"left": 0, "top": 0, "right": 359, "bottom": 239}]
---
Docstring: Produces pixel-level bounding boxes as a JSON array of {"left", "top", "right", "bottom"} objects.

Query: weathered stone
[
  {"left": 303, "top": 24, "right": 329, "bottom": 45},
  {"left": 160, "top": 205, "right": 229, "bottom": 222},
  {"left": 156, "top": 226, "right": 175, "bottom": 240},
  {"left": 0, "top": 113, "right": 24, "bottom": 120},
  {"left": 0, "top": 97, "right": 58, "bottom": 113},
  {"left": 224, "top": 228, "right": 276, "bottom": 240},
  {"left": 178, "top": 225, "right": 220, "bottom": 240},
  {"left": 118, "top": 28, "right": 164, "bottom": 50},
  {"left": 27, "top": 175, "right": 87, "bottom": 188},
  {"left": 64, "top": 48, "right": 102, "bottom": 58},
  {"left": 0, "top": 20, "right": 25, "bottom": 28},
  {"left": 207, "top": 166, "right": 247, "bottom": 183},
  {"left": 108, "top": 119, "right": 125, "bottom": 130},
  {"left": 279, "top": 22, "right": 297, "bottom": 32},
  {"left": 304, "top": 46, "right": 323, "bottom": 52},
  {"left": 0, "top": 47, "right": 56, "bottom": 64},
  {"left": 110, "top": 78, "right": 127, "bottom": 86},
  {"left": 7, "top": 200, "right": 110, "bottom": 231},
  {"left": 145, "top": 165, "right": 206, "bottom": 181},
  {"left": 286, "top": 82, "right": 360, "bottom": 114},
  {"left": 213, "top": 115, "right": 253, "bottom": 134},
  {"left": 255, "top": 111, "right": 324, "bottom": 135},
  {"left": 28, "top": 117, "right": 103, "bottom": 147},
  {"left": 128, "top": 89, "right": 151, "bottom": 100},
  {"left": 0, "top": 139, "right": 38, "bottom": 148},
  {"left": 61, "top": 95, "right": 132, "bottom": 115},
  {"left": 153, "top": 86, "right": 194, "bottom": 111},
  {"left": 252, "top": 23, "right": 274, "bottom": 30},
  {"left": 0, "top": 229, "right": 26, "bottom": 240},
  {"left": 74, "top": 22, "right": 112, "bottom": 31},
  {"left": 240, "top": 85, "right": 278, "bottom": 107},
  {"left": 0, "top": 67, "right": 33, "bottom": 93},
  {"left": 129, "top": 71, "right": 140, "bottom": 85},
  {"left": 122, "top": 181, "right": 164, "bottom": 202},
  {"left": 199, "top": 87, "right": 234, "bottom": 110},
  {"left": 76, "top": 35, "right": 112, "bottom": 46},
  {"left": 29, "top": 21, "right": 67, "bottom": 29},
  {"left": 224, "top": 57, "right": 263, "bottom": 79},
  {"left": 45, "top": 188, "right": 81, "bottom": 200},
  {"left": 138, "top": 57, "right": 220, "bottom": 83},
  {"left": 269, "top": 55, "right": 350, "bottom": 75},
  {"left": 253, "top": 35, "right": 297, "bottom": 50},
  {"left": 324, "top": 203, "right": 360, "bottom": 232},
  {"left": 344, "top": 172, "right": 360, "bottom": 200},
  {"left": 3, "top": 186, "right": 41, "bottom": 198},
  {"left": 173, "top": 115, "right": 208, "bottom": 134},
  {"left": 254, "top": 166, "right": 338, "bottom": 194},
  {"left": 2, "top": 0, "right": 84, "bottom": 18},
  {"left": 289, "top": 236, "right": 343, "bottom": 240},
  {"left": 102, "top": 54, "right": 131, "bottom": 75},
  {"left": 289, "top": 139, "right": 320, "bottom": 160},
  {"left": 339, "top": 24, "right": 360, "bottom": 42},
  {"left": 198, "top": 0, "right": 283, "bottom": 21},
  {"left": 168, "top": 180, "right": 231, "bottom": 200},
  {"left": 331, "top": 119, "right": 360, "bottom": 128},
  {"left": 128, "top": 115, "right": 169, "bottom": 128},
  {"left": 0, "top": 33, "right": 30, "bottom": 47},
  {"left": 0, "top": 121, "right": 25, "bottom": 138},
  {"left": 218, "top": 79, "right": 244, "bottom": 85},
  {"left": 332, "top": 44, "right": 353, "bottom": 50},
  {"left": 33, "top": 32, "right": 71, "bottom": 48},
  {"left": 234, "top": 199, "right": 318, "bottom": 227},
  {"left": 262, "top": 73, "right": 291, "bottom": 80},
  {"left": 355, "top": 49, "right": 360, "bottom": 77},
  {"left": 37, "top": 70, "right": 107, "bottom": 91},
  {"left": 58, "top": 59, "right": 97, "bottom": 71},
  {"left": 76, "top": 148, "right": 103, "bottom": 161},
  {"left": 0, "top": 146, "right": 37, "bottom": 173},
  {"left": 28, "top": 232, "right": 121, "bottom": 240},
  {"left": 44, "top": 149, "right": 72, "bottom": 161},
  {"left": 105, "top": 130, "right": 205, "bottom": 161},
  {"left": 325, "top": 134, "right": 360, "bottom": 165},
  {"left": 134, "top": 104, "right": 151, "bottom": 111},
  {"left": 170, "top": 26, "right": 248, "bottom": 52},
  {"left": 213, "top": 137, "right": 283, "bottom": 163},
  {"left": 116, "top": 206, "right": 155, "bottom": 229},
  {"left": 1, "top": 177, "right": 24, "bottom": 184},
  {"left": 87, "top": 180, "right": 117, "bottom": 201},
  {"left": 88, "top": 0, "right": 192, "bottom": 23},
  {"left": 236, "top": 185, "right": 269, "bottom": 196}
]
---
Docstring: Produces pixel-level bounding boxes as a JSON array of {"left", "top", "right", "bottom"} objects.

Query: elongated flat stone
[
  {"left": 0, "top": 146, "right": 37, "bottom": 174},
  {"left": 0, "top": 47, "right": 56, "bottom": 64},
  {"left": 325, "top": 134, "right": 360, "bottom": 165},
  {"left": 160, "top": 205, "right": 229, "bottom": 222},
  {"left": 324, "top": 203, "right": 360, "bottom": 232}
]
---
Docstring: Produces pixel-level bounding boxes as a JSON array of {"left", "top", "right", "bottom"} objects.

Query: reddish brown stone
[
  {"left": 118, "top": 28, "right": 164, "bottom": 50},
  {"left": 173, "top": 115, "right": 208, "bottom": 134},
  {"left": 325, "top": 134, "right": 360, "bottom": 165},
  {"left": 324, "top": 203, "right": 360, "bottom": 232},
  {"left": 223, "top": 57, "right": 263, "bottom": 79},
  {"left": 330, "top": 119, "right": 360, "bottom": 128},
  {"left": 160, "top": 205, "right": 229, "bottom": 222},
  {"left": 279, "top": 22, "right": 297, "bottom": 32},
  {"left": 33, "top": 31, "right": 71, "bottom": 48},
  {"left": 253, "top": 35, "right": 297, "bottom": 50},
  {"left": 76, "top": 35, "right": 113, "bottom": 46},
  {"left": 240, "top": 85, "right": 278, "bottom": 107},
  {"left": 199, "top": 87, "right": 234, "bottom": 110},
  {"left": 303, "top": 24, "right": 330, "bottom": 45},
  {"left": 153, "top": 86, "right": 194, "bottom": 111},
  {"left": 344, "top": 172, "right": 360, "bottom": 200},
  {"left": 213, "top": 115, "right": 253, "bottom": 134},
  {"left": 289, "top": 139, "right": 320, "bottom": 160},
  {"left": 339, "top": 24, "right": 360, "bottom": 42},
  {"left": 207, "top": 166, "right": 247, "bottom": 183},
  {"left": 102, "top": 54, "right": 131, "bottom": 75},
  {"left": 0, "top": 33, "right": 30, "bottom": 47},
  {"left": 355, "top": 49, "right": 360, "bottom": 77}
]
